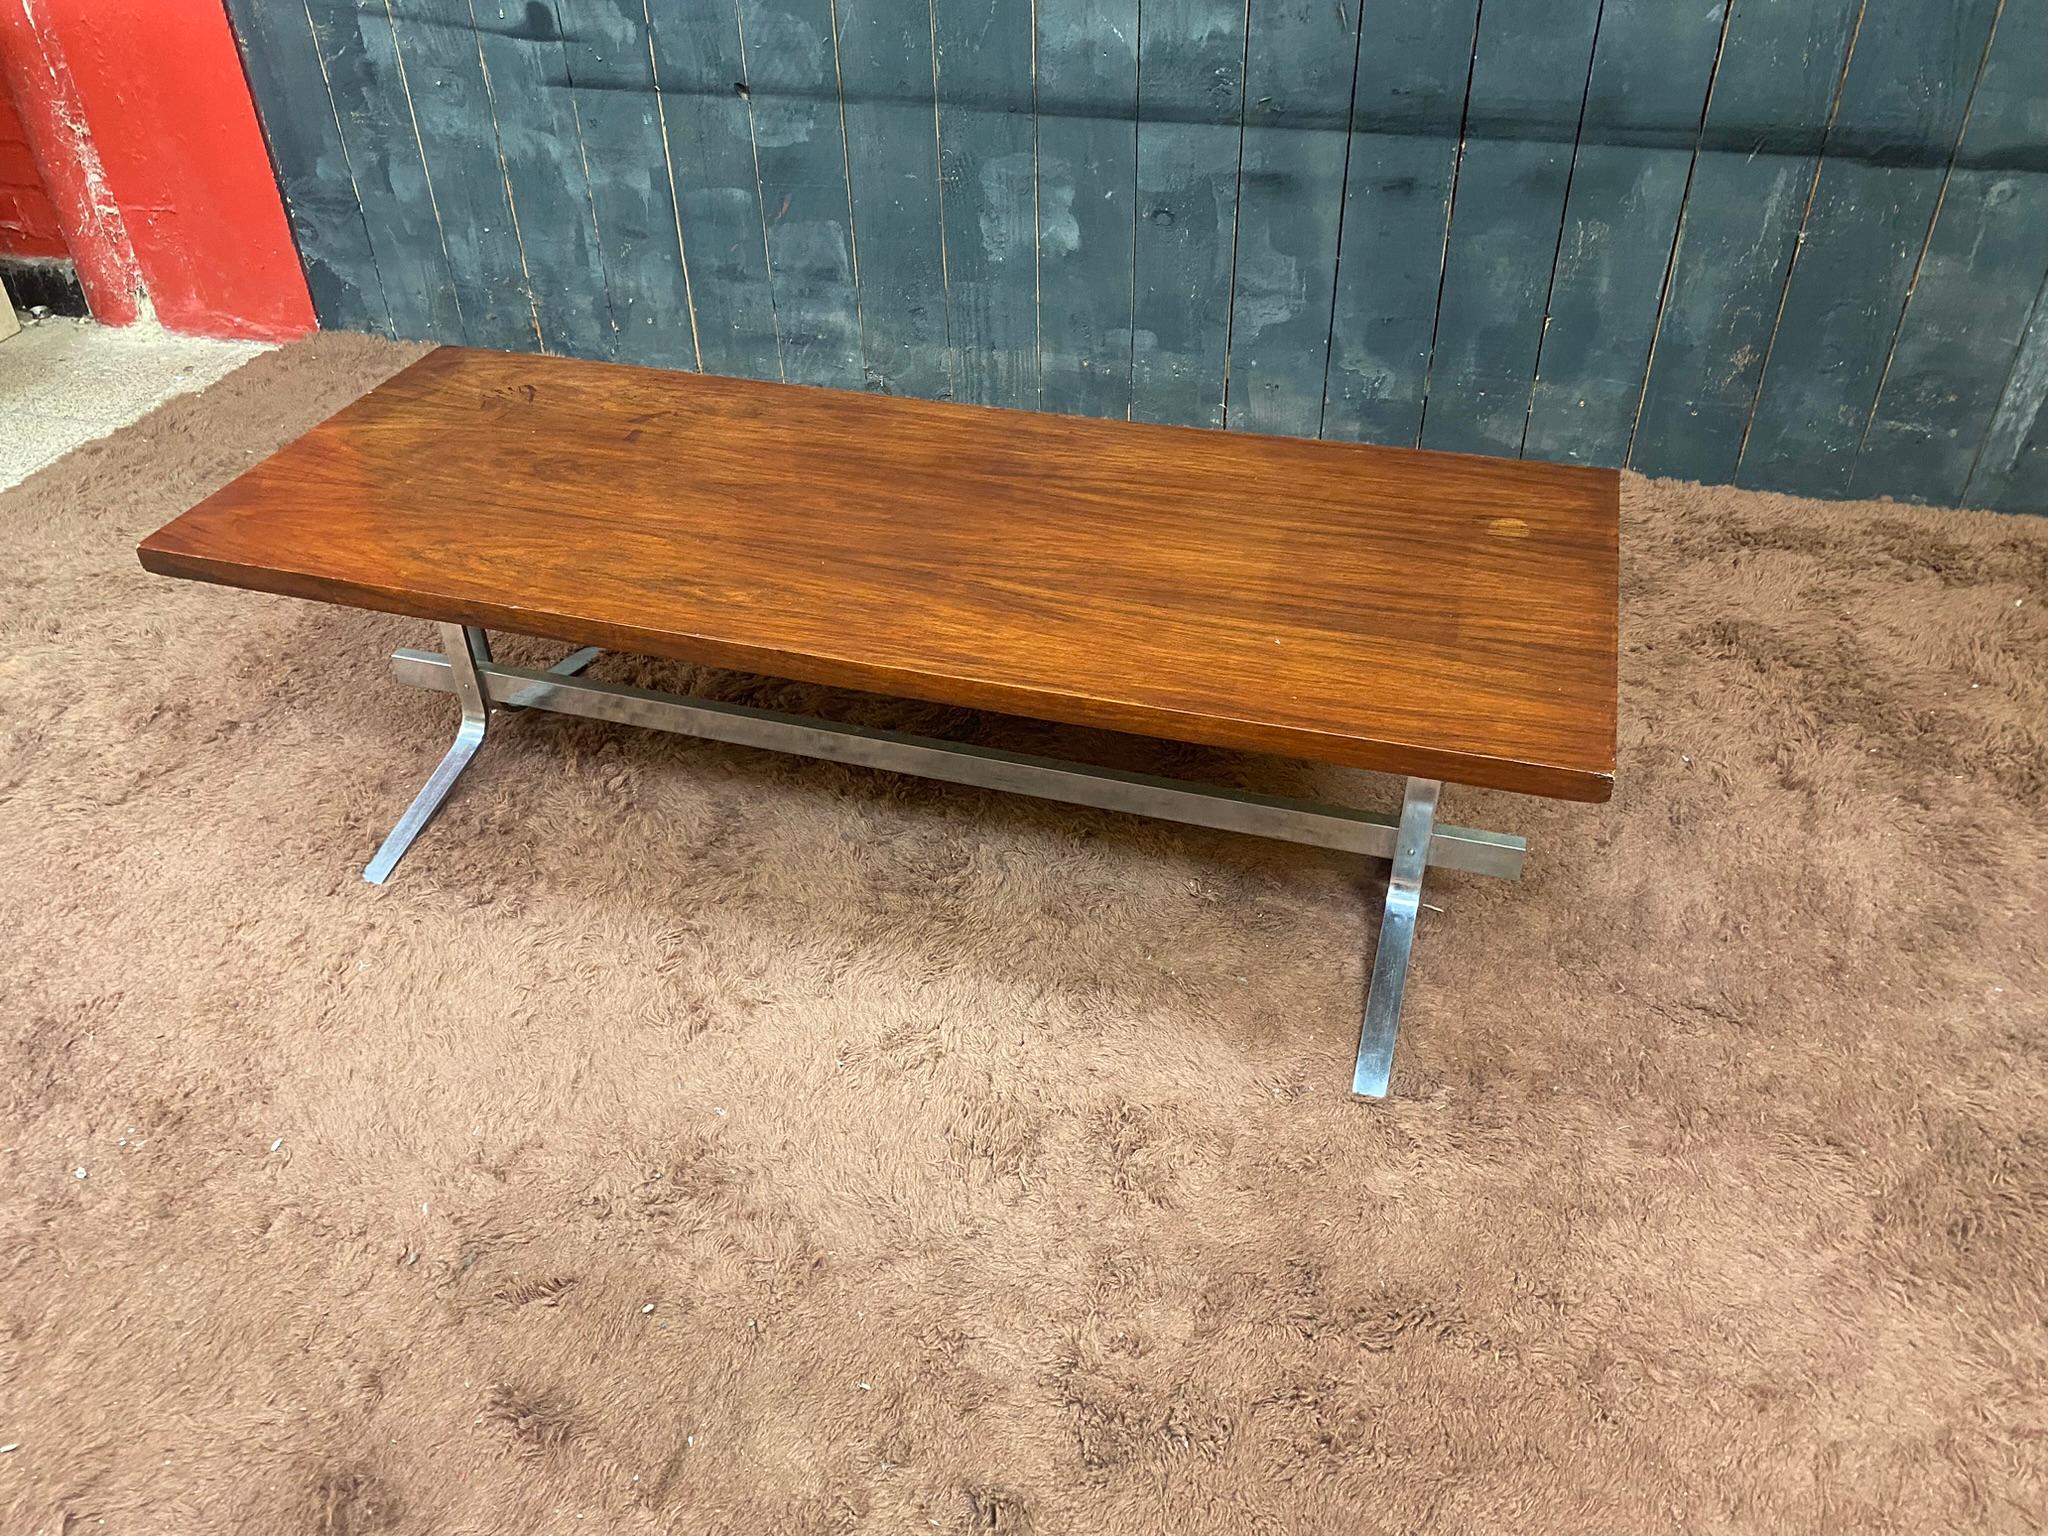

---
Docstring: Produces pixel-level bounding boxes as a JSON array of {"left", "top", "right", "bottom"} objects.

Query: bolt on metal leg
[
  {"left": 1352, "top": 776, "right": 1441, "bottom": 1099},
  {"left": 364, "top": 624, "right": 494, "bottom": 885}
]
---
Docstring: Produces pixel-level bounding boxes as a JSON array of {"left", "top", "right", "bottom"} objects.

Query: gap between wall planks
[{"left": 227, "top": 0, "right": 2048, "bottom": 514}]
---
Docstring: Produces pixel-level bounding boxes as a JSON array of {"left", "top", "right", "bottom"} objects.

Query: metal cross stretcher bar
[{"left": 369, "top": 625, "right": 1527, "bottom": 1099}]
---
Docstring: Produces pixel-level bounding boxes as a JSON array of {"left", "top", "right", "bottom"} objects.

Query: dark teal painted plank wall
[{"left": 227, "top": 0, "right": 2048, "bottom": 514}]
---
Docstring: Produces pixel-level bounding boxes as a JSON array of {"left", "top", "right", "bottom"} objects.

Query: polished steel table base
[{"left": 370, "top": 627, "right": 1527, "bottom": 1098}]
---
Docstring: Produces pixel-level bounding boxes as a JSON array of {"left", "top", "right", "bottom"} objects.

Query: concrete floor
[{"left": 1, "top": 315, "right": 269, "bottom": 491}]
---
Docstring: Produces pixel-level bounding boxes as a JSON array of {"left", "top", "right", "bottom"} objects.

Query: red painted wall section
[
  {"left": 0, "top": 0, "right": 314, "bottom": 339},
  {"left": 0, "top": 79, "right": 67, "bottom": 259},
  {"left": 0, "top": 1, "right": 141, "bottom": 320}
]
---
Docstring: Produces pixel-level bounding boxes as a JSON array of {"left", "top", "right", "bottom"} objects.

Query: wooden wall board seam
[
  {"left": 644, "top": 0, "right": 783, "bottom": 378},
  {"left": 556, "top": 24, "right": 626, "bottom": 353},
  {"left": 1847, "top": 0, "right": 2006, "bottom": 468},
  {"left": 1032, "top": 3, "right": 1043, "bottom": 408},
  {"left": 294, "top": 0, "right": 396, "bottom": 334},
  {"left": 1964, "top": 262, "right": 2048, "bottom": 503},
  {"left": 548, "top": 0, "right": 691, "bottom": 367},
  {"left": 1214, "top": 1, "right": 1252, "bottom": 427},
  {"left": 1130, "top": 0, "right": 1253, "bottom": 428},
  {"left": 1858, "top": 0, "right": 2048, "bottom": 504},
  {"left": 1522, "top": 0, "right": 1730, "bottom": 466},
  {"left": 291, "top": 0, "right": 396, "bottom": 334},
  {"left": 466, "top": 32, "right": 552, "bottom": 349},
  {"left": 836, "top": 0, "right": 952, "bottom": 396},
  {"left": 1123, "top": 0, "right": 1136, "bottom": 422},
  {"left": 1619, "top": 0, "right": 1737, "bottom": 470},
  {"left": 825, "top": 0, "right": 873, "bottom": 381},
  {"left": 1416, "top": 0, "right": 1608, "bottom": 457},
  {"left": 1034, "top": 0, "right": 1139, "bottom": 420},
  {"left": 734, "top": 0, "right": 864, "bottom": 386},
  {"left": 636, "top": 0, "right": 708, "bottom": 370},
  {"left": 1311, "top": 0, "right": 1372, "bottom": 440},
  {"left": 378, "top": 0, "right": 471, "bottom": 341},
  {"left": 1727, "top": 0, "right": 1870, "bottom": 479},
  {"left": 385, "top": 0, "right": 544, "bottom": 350},
  {"left": 1624, "top": 0, "right": 1865, "bottom": 486},
  {"left": 926, "top": 0, "right": 958, "bottom": 401},
  {"left": 728, "top": 0, "right": 790, "bottom": 380},
  {"left": 222, "top": 0, "right": 393, "bottom": 336},
  {"left": 932, "top": 0, "right": 1036, "bottom": 407},
  {"left": 1732, "top": 0, "right": 2006, "bottom": 494},
  {"left": 1318, "top": 0, "right": 1482, "bottom": 447},
  {"left": 1408, "top": 4, "right": 1484, "bottom": 453},
  {"left": 298, "top": 0, "right": 469, "bottom": 342},
  {"left": 1024, "top": 4, "right": 1040, "bottom": 409},
  {"left": 1220, "top": 0, "right": 1367, "bottom": 436},
  {"left": 288, "top": 0, "right": 391, "bottom": 333},
  {"left": 1515, "top": 0, "right": 1614, "bottom": 459}
]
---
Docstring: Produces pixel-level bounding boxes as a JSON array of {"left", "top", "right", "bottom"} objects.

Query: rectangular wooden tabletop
[{"left": 139, "top": 346, "right": 1619, "bottom": 801}]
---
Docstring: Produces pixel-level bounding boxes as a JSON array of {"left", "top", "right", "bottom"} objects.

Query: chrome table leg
[
  {"left": 1352, "top": 776, "right": 1441, "bottom": 1099},
  {"left": 379, "top": 641, "right": 1521, "bottom": 1097},
  {"left": 364, "top": 624, "right": 494, "bottom": 884}
]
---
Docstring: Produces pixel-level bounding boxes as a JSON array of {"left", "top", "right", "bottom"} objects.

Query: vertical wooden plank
[
  {"left": 647, "top": 0, "right": 782, "bottom": 380},
  {"left": 1964, "top": 271, "right": 2048, "bottom": 513},
  {"left": 298, "top": 0, "right": 466, "bottom": 341},
  {"left": 1129, "top": 0, "right": 1245, "bottom": 428},
  {"left": 1628, "top": 0, "right": 1859, "bottom": 483},
  {"left": 1417, "top": 0, "right": 1603, "bottom": 458},
  {"left": 1225, "top": 0, "right": 1361, "bottom": 437},
  {"left": 223, "top": 0, "right": 390, "bottom": 335},
  {"left": 1036, "top": 0, "right": 1137, "bottom": 418},
  {"left": 1320, "top": 0, "right": 1478, "bottom": 447},
  {"left": 836, "top": 0, "right": 951, "bottom": 396},
  {"left": 466, "top": 0, "right": 614, "bottom": 357},
  {"left": 1856, "top": 0, "right": 2048, "bottom": 505},
  {"left": 551, "top": 0, "right": 698, "bottom": 368},
  {"left": 381, "top": 0, "right": 540, "bottom": 350},
  {"left": 1737, "top": 0, "right": 2002, "bottom": 497},
  {"left": 933, "top": 0, "right": 1037, "bottom": 408},
  {"left": 1522, "top": 0, "right": 1728, "bottom": 466},
  {"left": 734, "top": 0, "right": 864, "bottom": 387}
]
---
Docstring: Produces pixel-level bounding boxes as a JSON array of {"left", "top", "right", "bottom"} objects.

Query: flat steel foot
[
  {"left": 1352, "top": 777, "right": 1441, "bottom": 1098},
  {"left": 364, "top": 624, "right": 494, "bottom": 885}
]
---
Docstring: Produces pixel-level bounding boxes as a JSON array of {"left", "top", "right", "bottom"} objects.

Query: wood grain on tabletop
[{"left": 139, "top": 346, "right": 1621, "bottom": 801}]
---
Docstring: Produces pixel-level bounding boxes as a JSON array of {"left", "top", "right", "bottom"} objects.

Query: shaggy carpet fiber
[{"left": 3, "top": 334, "right": 2044, "bottom": 1535}]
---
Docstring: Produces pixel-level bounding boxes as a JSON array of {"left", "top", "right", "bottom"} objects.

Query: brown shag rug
[{"left": 3, "top": 334, "right": 2045, "bottom": 1534}]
